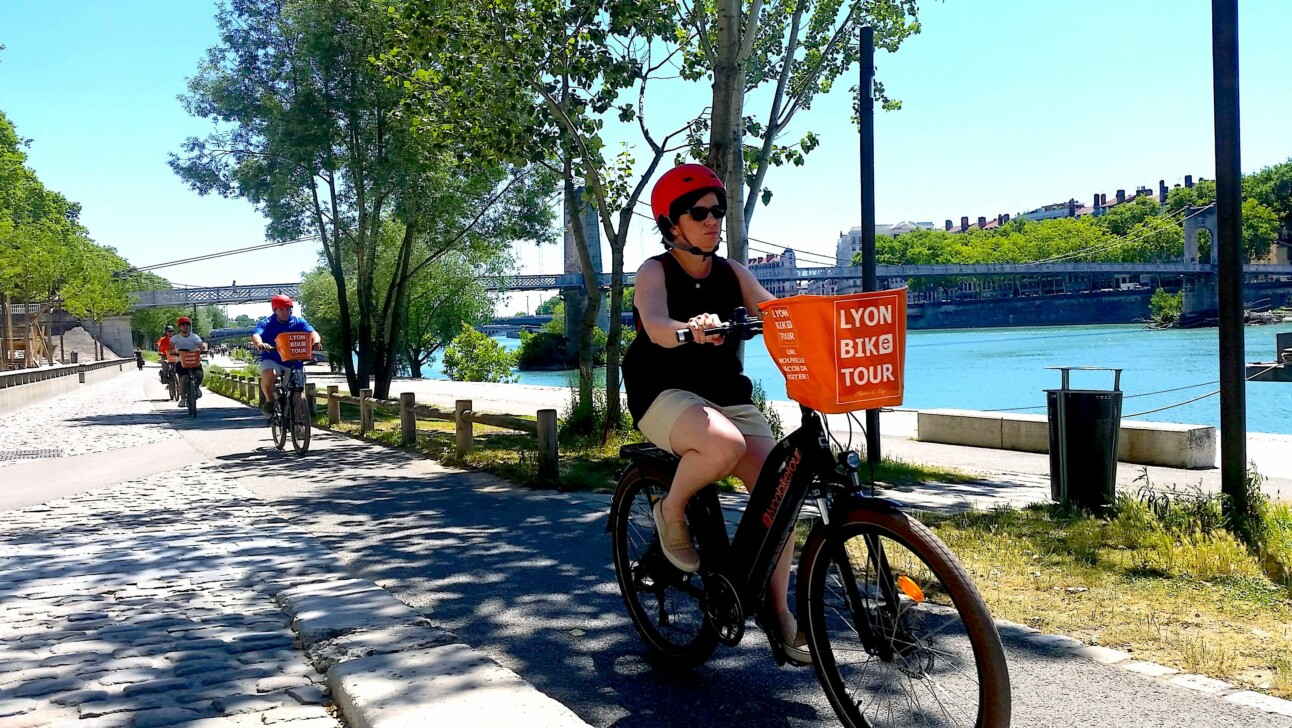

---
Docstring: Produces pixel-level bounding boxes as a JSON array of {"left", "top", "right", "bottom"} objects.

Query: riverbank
[{"left": 303, "top": 373, "right": 1292, "bottom": 503}]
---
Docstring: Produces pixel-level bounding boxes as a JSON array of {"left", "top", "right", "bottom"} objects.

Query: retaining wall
[
  {"left": 0, "top": 359, "right": 131, "bottom": 416},
  {"left": 916, "top": 408, "right": 1216, "bottom": 469}
]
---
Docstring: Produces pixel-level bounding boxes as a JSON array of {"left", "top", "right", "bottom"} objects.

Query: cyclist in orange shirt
[{"left": 155, "top": 324, "right": 175, "bottom": 385}]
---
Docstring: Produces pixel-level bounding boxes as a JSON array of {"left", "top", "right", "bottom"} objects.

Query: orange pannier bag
[
  {"left": 756, "top": 289, "right": 908, "bottom": 414},
  {"left": 275, "top": 331, "right": 314, "bottom": 362},
  {"left": 177, "top": 350, "right": 203, "bottom": 369}
]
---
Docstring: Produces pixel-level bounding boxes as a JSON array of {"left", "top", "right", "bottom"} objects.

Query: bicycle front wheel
[
  {"left": 168, "top": 375, "right": 177, "bottom": 401},
  {"left": 802, "top": 504, "right": 1010, "bottom": 728},
  {"left": 187, "top": 378, "right": 197, "bottom": 418},
  {"left": 270, "top": 393, "right": 287, "bottom": 450},
  {"left": 610, "top": 466, "right": 718, "bottom": 668},
  {"left": 289, "top": 391, "right": 311, "bottom": 454}
]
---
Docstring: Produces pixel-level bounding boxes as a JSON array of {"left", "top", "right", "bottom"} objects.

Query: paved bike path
[
  {"left": 0, "top": 370, "right": 586, "bottom": 728},
  {"left": 181, "top": 381, "right": 1292, "bottom": 726}
]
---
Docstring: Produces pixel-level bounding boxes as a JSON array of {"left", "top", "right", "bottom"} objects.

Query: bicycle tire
[
  {"left": 168, "top": 374, "right": 177, "bottom": 401},
  {"left": 289, "top": 391, "right": 311, "bottom": 454},
  {"left": 270, "top": 391, "right": 288, "bottom": 450},
  {"left": 187, "top": 377, "right": 197, "bottom": 418},
  {"left": 801, "top": 505, "right": 1011, "bottom": 728},
  {"left": 610, "top": 466, "right": 719, "bottom": 668}
]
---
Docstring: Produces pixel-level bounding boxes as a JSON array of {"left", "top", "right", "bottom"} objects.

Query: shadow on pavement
[{"left": 208, "top": 436, "right": 1207, "bottom": 728}]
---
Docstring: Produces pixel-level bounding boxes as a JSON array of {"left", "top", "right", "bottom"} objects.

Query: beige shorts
[{"left": 638, "top": 389, "right": 774, "bottom": 454}]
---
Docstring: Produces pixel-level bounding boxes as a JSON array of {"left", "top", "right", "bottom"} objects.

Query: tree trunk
[
  {"left": 374, "top": 222, "right": 417, "bottom": 400},
  {"left": 708, "top": 0, "right": 749, "bottom": 267},
  {"left": 564, "top": 154, "right": 602, "bottom": 417},
  {"left": 406, "top": 348, "right": 424, "bottom": 379},
  {"left": 601, "top": 221, "right": 628, "bottom": 442}
]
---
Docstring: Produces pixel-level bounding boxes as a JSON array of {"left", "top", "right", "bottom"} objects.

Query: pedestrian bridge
[{"left": 126, "top": 262, "right": 1292, "bottom": 308}]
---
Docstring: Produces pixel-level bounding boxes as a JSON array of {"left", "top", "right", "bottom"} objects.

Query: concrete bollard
[
  {"left": 537, "top": 408, "right": 558, "bottom": 483},
  {"left": 360, "top": 388, "right": 373, "bottom": 434},
  {"left": 455, "top": 399, "right": 473, "bottom": 457},
  {"left": 327, "top": 385, "right": 340, "bottom": 425},
  {"left": 78, "top": 371, "right": 85, "bottom": 384},
  {"left": 400, "top": 392, "right": 416, "bottom": 445}
]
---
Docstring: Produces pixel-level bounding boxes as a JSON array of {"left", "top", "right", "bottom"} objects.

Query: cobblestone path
[
  {"left": 0, "top": 464, "right": 345, "bottom": 727},
  {"left": 0, "top": 373, "right": 177, "bottom": 467}
]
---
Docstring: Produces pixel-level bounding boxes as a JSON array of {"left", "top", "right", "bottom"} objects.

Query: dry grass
[{"left": 925, "top": 503, "right": 1292, "bottom": 698}]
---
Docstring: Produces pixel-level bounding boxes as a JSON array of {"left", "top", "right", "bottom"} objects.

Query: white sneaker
[{"left": 778, "top": 612, "right": 812, "bottom": 665}]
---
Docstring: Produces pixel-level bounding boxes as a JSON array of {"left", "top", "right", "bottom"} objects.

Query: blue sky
[{"left": 2, "top": 0, "right": 1290, "bottom": 317}]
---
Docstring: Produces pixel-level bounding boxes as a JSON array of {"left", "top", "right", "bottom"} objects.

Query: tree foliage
[
  {"left": 679, "top": 0, "right": 923, "bottom": 263},
  {"left": 173, "top": 0, "right": 554, "bottom": 397},
  {"left": 442, "top": 325, "right": 517, "bottom": 383},
  {"left": 0, "top": 109, "right": 132, "bottom": 360}
]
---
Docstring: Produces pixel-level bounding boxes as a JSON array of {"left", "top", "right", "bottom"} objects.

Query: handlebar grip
[{"left": 676, "top": 325, "right": 731, "bottom": 343}]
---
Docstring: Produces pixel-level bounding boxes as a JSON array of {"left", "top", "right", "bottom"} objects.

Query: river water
[{"left": 424, "top": 323, "right": 1292, "bottom": 435}]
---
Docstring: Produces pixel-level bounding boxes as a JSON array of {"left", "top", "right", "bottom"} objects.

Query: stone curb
[
  {"left": 274, "top": 578, "right": 591, "bottom": 728},
  {"left": 1001, "top": 619, "right": 1292, "bottom": 718}
]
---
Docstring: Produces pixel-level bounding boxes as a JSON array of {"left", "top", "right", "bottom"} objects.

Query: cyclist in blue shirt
[{"left": 251, "top": 294, "right": 322, "bottom": 414}]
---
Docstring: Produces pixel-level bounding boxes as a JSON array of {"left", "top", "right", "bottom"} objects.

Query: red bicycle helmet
[
  {"left": 271, "top": 294, "right": 294, "bottom": 310},
  {"left": 176, "top": 316, "right": 192, "bottom": 325},
  {"left": 651, "top": 164, "right": 724, "bottom": 225}
]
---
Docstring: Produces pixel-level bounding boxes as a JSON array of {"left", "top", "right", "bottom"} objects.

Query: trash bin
[{"left": 1046, "top": 367, "right": 1123, "bottom": 510}]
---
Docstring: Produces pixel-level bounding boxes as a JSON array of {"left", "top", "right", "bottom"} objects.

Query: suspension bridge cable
[
  {"left": 630, "top": 200, "right": 837, "bottom": 265},
  {"left": 135, "top": 237, "right": 318, "bottom": 272},
  {"left": 985, "top": 377, "right": 1226, "bottom": 412},
  {"left": 1121, "top": 363, "right": 1282, "bottom": 418},
  {"left": 1028, "top": 206, "right": 1200, "bottom": 265}
]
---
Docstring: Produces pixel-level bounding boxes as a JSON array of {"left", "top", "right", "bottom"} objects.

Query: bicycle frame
[{"left": 719, "top": 407, "right": 836, "bottom": 611}]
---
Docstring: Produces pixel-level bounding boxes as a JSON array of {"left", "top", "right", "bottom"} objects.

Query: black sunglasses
[{"left": 684, "top": 204, "right": 726, "bottom": 222}]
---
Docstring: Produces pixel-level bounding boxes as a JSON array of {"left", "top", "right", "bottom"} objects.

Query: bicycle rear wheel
[
  {"left": 610, "top": 466, "right": 718, "bottom": 668},
  {"left": 289, "top": 391, "right": 311, "bottom": 453},
  {"left": 168, "top": 374, "right": 177, "bottom": 401},
  {"left": 270, "top": 391, "right": 288, "bottom": 450},
  {"left": 802, "top": 505, "right": 1010, "bottom": 728}
]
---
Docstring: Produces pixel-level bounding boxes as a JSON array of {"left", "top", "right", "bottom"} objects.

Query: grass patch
[
  {"left": 141, "top": 350, "right": 160, "bottom": 363},
  {"left": 923, "top": 494, "right": 1292, "bottom": 698}
]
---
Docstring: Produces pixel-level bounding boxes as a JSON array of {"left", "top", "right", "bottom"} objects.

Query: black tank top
[{"left": 622, "top": 253, "right": 754, "bottom": 426}]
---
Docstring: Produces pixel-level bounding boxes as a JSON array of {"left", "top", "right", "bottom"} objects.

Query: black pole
[
  {"left": 859, "top": 26, "right": 880, "bottom": 467},
  {"left": 1212, "top": 0, "right": 1248, "bottom": 519}
]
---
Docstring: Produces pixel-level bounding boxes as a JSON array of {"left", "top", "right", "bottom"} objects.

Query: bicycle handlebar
[{"left": 674, "top": 306, "right": 764, "bottom": 344}]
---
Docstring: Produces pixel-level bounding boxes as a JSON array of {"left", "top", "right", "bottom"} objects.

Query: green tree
[
  {"left": 680, "top": 0, "right": 923, "bottom": 264},
  {"left": 401, "top": 252, "right": 499, "bottom": 378},
  {"left": 173, "top": 0, "right": 553, "bottom": 398},
  {"left": 390, "top": 0, "right": 694, "bottom": 434},
  {"left": 1243, "top": 159, "right": 1292, "bottom": 235},
  {"left": 442, "top": 325, "right": 517, "bottom": 383},
  {"left": 1150, "top": 288, "right": 1183, "bottom": 327},
  {"left": 1, "top": 110, "right": 133, "bottom": 362},
  {"left": 534, "top": 295, "right": 562, "bottom": 315},
  {"left": 234, "top": 314, "right": 255, "bottom": 327}
]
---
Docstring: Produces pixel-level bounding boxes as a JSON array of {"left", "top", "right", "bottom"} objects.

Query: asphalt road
[{"left": 109, "top": 372, "right": 1292, "bottom": 728}]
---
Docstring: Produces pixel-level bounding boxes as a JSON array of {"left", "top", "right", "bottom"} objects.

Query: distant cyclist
[
  {"left": 155, "top": 324, "right": 175, "bottom": 385},
  {"left": 168, "top": 317, "right": 207, "bottom": 408},
  {"left": 251, "top": 295, "right": 321, "bottom": 415}
]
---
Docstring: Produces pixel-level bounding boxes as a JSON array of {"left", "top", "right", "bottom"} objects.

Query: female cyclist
[{"left": 622, "top": 164, "right": 808, "bottom": 664}]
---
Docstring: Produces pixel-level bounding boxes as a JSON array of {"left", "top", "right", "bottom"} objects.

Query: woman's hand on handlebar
[{"left": 685, "top": 313, "right": 724, "bottom": 346}]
